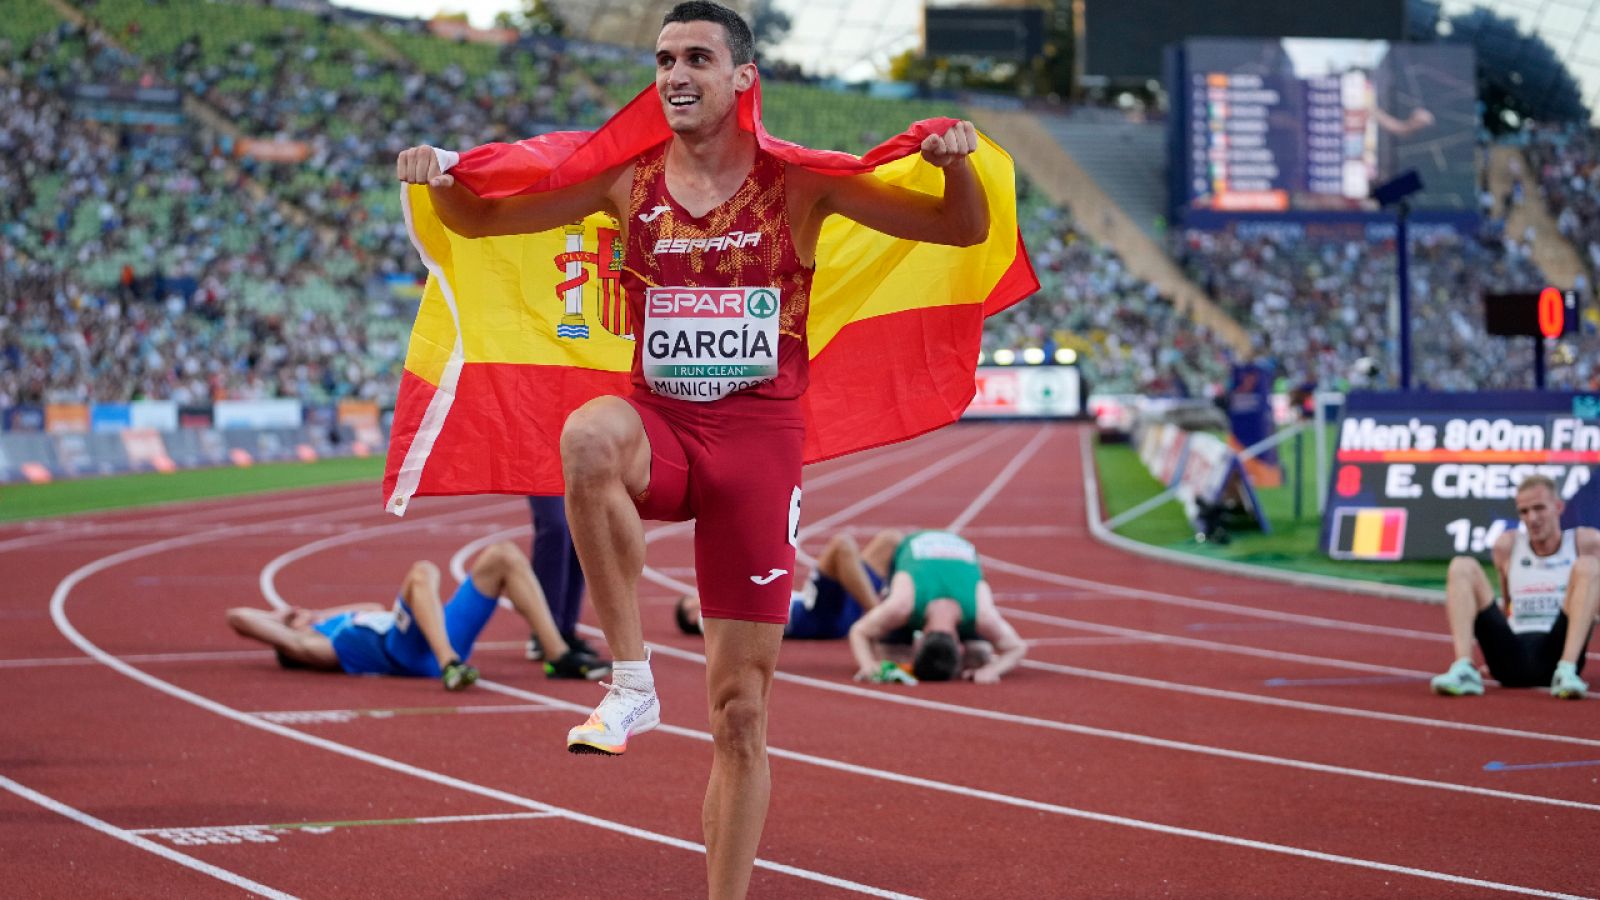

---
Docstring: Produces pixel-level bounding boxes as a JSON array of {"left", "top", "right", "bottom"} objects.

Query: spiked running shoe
[
  {"left": 567, "top": 677, "right": 659, "bottom": 755},
  {"left": 1430, "top": 659, "right": 1483, "bottom": 697},
  {"left": 1551, "top": 662, "right": 1588, "bottom": 700},
  {"left": 441, "top": 659, "right": 479, "bottom": 692},
  {"left": 527, "top": 633, "right": 599, "bottom": 662},
  {"left": 545, "top": 649, "right": 612, "bottom": 681}
]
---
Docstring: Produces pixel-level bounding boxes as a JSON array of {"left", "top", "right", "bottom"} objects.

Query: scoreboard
[
  {"left": 1322, "top": 393, "right": 1600, "bottom": 561},
  {"left": 1169, "top": 38, "right": 1478, "bottom": 214}
]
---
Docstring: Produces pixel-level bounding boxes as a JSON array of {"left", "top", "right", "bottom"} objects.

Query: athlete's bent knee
[
  {"left": 561, "top": 400, "right": 636, "bottom": 485},
  {"left": 709, "top": 697, "right": 767, "bottom": 762},
  {"left": 1447, "top": 555, "right": 1482, "bottom": 583},
  {"left": 476, "top": 540, "right": 523, "bottom": 575},
  {"left": 404, "top": 560, "right": 441, "bottom": 592}
]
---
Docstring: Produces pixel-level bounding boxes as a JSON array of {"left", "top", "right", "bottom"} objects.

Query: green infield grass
[
  {"left": 1093, "top": 434, "right": 1462, "bottom": 592},
  {"left": 0, "top": 456, "right": 385, "bottom": 523}
]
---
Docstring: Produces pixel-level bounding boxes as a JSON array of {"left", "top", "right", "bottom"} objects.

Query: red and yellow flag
[{"left": 383, "top": 77, "right": 1038, "bottom": 513}]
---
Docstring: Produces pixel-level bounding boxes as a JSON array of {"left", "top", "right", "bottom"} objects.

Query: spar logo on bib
[
  {"left": 748, "top": 289, "right": 778, "bottom": 319},
  {"left": 644, "top": 286, "right": 781, "bottom": 402}
]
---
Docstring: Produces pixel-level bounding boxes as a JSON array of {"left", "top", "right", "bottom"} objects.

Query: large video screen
[{"left": 1170, "top": 38, "right": 1477, "bottom": 213}]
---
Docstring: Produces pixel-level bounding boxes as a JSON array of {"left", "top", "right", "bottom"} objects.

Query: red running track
[{"left": 3, "top": 422, "right": 1597, "bottom": 898}]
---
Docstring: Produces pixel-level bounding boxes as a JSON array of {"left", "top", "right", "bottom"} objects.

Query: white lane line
[
  {"left": 946, "top": 426, "right": 1054, "bottom": 533},
  {"left": 980, "top": 554, "right": 1457, "bottom": 643},
  {"left": 0, "top": 642, "right": 530, "bottom": 670},
  {"left": 130, "top": 811, "right": 561, "bottom": 842},
  {"left": 1020, "top": 659, "right": 1600, "bottom": 750},
  {"left": 630, "top": 633, "right": 1600, "bottom": 814},
  {"left": 1024, "top": 637, "right": 1150, "bottom": 648},
  {"left": 51, "top": 511, "right": 917, "bottom": 900},
  {"left": 1001, "top": 607, "right": 1432, "bottom": 677},
  {"left": 473, "top": 678, "right": 1589, "bottom": 900},
  {"left": 798, "top": 430, "right": 1014, "bottom": 539},
  {"left": 257, "top": 499, "right": 527, "bottom": 610},
  {"left": 249, "top": 704, "right": 564, "bottom": 724},
  {"left": 0, "top": 650, "right": 276, "bottom": 668},
  {"left": 442, "top": 429, "right": 976, "bottom": 586},
  {"left": 0, "top": 483, "right": 380, "bottom": 553},
  {"left": 0, "top": 773, "right": 296, "bottom": 899}
]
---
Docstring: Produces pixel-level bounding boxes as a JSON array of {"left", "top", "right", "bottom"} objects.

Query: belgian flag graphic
[{"left": 1329, "top": 508, "right": 1407, "bottom": 560}]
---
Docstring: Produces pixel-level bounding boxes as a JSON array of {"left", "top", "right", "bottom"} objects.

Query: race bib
[
  {"left": 350, "top": 610, "right": 396, "bottom": 634},
  {"left": 642, "top": 286, "right": 780, "bottom": 401}
]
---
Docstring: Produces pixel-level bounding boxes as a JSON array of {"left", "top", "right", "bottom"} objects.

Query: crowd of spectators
[
  {"left": 1174, "top": 213, "right": 1598, "bottom": 392},
  {"left": 987, "top": 181, "right": 1234, "bottom": 396},
  {"left": 10, "top": 0, "right": 1600, "bottom": 412},
  {"left": 1524, "top": 122, "right": 1600, "bottom": 292},
  {"left": 1, "top": 18, "right": 405, "bottom": 407}
]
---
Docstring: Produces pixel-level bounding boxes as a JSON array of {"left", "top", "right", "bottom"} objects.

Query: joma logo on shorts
[
  {"left": 647, "top": 289, "right": 750, "bottom": 317},
  {"left": 653, "top": 231, "right": 762, "bottom": 254}
]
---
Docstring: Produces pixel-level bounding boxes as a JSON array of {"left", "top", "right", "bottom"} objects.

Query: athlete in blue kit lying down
[{"left": 226, "top": 541, "right": 609, "bottom": 688}]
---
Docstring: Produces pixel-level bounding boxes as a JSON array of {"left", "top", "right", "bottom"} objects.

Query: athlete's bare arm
[
  {"left": 965, "top": 583, "right": 1025, "bottom": 684},
  {"left": 1490, "top": 530, "right": 1516, "bottom": 601},
  {"left": 1575, "top": 526, "right": 1600, "bottom": 559},
  {"left": 786, "top": 121, "right": 989, "bottom": 264},
  {"left": 394, "top": 146, "right": 633, "bottom": 240},
  {"left": 848, "top": 573, "right": 914, "bottom": 680},
  {"left": 225, "top": 607, "right": 342, "bottom": 671}
]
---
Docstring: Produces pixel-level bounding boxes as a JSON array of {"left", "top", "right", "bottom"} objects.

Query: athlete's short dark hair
[
  {"left": 662, "top": 1, "right": 755, "bottom": 66},
  {"left": 674, "top": 595, "right": 704, "bottom": 636},
  {"left": 912, "top": 631, "right": 961, "bottom": 682}
]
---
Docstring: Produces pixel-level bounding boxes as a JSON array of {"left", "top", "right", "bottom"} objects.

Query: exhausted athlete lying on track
[{"left": 226, "top": 541, "right": 610, "bottom": 689}]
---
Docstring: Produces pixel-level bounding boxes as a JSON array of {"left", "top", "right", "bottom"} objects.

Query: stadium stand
[{"left": 21, "top": 0, "right": 1598, "bottom": 412}]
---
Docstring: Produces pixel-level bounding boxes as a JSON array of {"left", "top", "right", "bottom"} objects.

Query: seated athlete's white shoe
[{"left": 567, "top": 669, "right": 659, "bottom": 755}]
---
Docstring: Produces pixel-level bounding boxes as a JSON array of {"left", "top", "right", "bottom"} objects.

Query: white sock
[{"left": 612, "top": 651, "right": 654, "bottom": 689}]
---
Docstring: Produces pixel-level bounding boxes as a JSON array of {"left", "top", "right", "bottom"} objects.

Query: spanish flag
[{"left": 383, "top": 76, "right": 1038, "bottom": 513}]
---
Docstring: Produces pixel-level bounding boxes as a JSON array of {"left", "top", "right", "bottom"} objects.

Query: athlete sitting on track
[
  {"left": 1430, "top": 474, "right": 1600, "bottom": 699},
  {"left": 674, "top": 529, "right": 902, "bottom": 639},
  {"left": 847, "top": 529, "right": 1026, "bottom": 684},
  {"left": 225, "top": 541, "right": 610, "bottom": 689}
]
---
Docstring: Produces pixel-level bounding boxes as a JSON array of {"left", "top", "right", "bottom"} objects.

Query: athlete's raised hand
[
  {"left": 395, "top": 145, "right": 455, "bottom": 189},
  {"left": 920, "top": 121, "right": 979, "bottom": 168}
]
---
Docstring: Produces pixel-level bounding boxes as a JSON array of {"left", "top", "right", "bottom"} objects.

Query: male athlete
[
  {"left": 848, "top": 530, "right": 1027, "bottom": 684},
  {"left": 675, "top": 529, "right": 901, "bottom": 638},
  {"left": 225, "top": 541, "right": 610, "bottom": 686},
  {"left": 395, "top": 3, "right": 988, "bottom": 894},
  {"left": 1430, "top": 474, "right": 1600, "bottom": 699}
]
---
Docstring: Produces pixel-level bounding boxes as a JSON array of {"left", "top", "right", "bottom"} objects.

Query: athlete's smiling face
[{"left": 655, "top": 20, "right": 753, "bottom": 136}]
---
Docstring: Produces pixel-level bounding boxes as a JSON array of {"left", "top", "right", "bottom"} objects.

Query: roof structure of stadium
[
  {"left": 1432, "top": 0, "right": 1600, "bottom": 119},
  {"left": 548, "top": 0, "right": 752, "bottom": 49},
  {"left": 546, "top": 0, "right": 926, "bottom": 82}
]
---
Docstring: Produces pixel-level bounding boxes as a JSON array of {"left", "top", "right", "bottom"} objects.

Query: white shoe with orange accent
[{"left": 567, "top": 672, "right": 660, "bottom": 755}]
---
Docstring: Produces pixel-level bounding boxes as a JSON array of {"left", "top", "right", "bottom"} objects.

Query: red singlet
[{"left": 619, "top": 142, "right": 813, "bottom": 624}]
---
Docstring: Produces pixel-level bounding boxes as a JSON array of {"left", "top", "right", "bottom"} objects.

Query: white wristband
[{"left": 432, "top": 147, "right": 460, "bottom": 173}]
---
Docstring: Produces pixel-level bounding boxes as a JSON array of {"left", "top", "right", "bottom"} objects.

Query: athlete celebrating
[{"left": 396, "top": 3, "right": 990, "bottom": 895}]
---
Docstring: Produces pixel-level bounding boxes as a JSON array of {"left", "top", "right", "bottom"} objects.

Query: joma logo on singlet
[
  {"left": 647, "top": 289, "right": 750, "bottom": 317},
  {"left": 653, "top": 231, "right": 763, "bottom": 254}
]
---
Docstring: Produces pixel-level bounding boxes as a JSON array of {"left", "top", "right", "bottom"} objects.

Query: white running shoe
[{"left": 567, "top": 673, "right": 660, "bottom": 755}]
